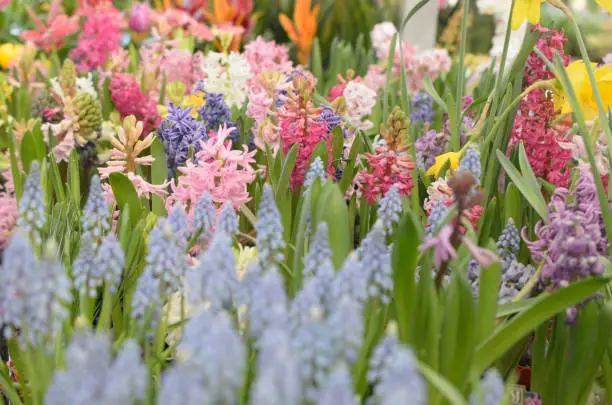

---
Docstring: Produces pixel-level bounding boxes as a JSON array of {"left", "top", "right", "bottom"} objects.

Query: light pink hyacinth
[
  {"left": 166, "top": 125, "right": 257, "bottom": 220},
  {"left": 243, "top": 36, "right": 293, "bottom": 76},
  {"left": 0, "top": 170, "right": 17, "bottom": 249}
]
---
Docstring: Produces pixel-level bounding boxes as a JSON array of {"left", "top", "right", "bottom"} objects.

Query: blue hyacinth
[
  {"left": 94, "top": 234, "right": 125, "bottom": 292},
  {"left": 131, "top": 270, "right": 162, "bottom": 326},
  {"left": 168, "top": 203, "right": 190, "bottom": 249},
  {"left": 157, "top": 103, "right": 208, "bottom": 178},
  {"left": 496, "top": 218, "right": 520, "bottom": 266},
  {"left": 314, "top": 364, "right": 358, "bottom": 405},
  {"left": 304, "top": 222, "right": 333, "bottom": 278},
  {"left": 17, "top": 162, "right": 46, "bottom": 244},
  {"left": 303, "top": 157, "right": 327, "bottom": 193},
  {"left": 143, "top": 218, "right": 187, "bottom": 291},
  {"left": 157, "top": 366, "right": 208, "bottom": 405},
  {"left": 250, "top": 328, "right": 302, "bottom": 405},
  {"left": 469, "top": 369, "right": 505, "bottom": 405},
  {"left": 186, "top": 232, "right": 237, "bottom": 313},
  {"left": 319, "top": 105, "right": 343, "bottom": 132},
  {"left": 329, "top": 254, "right": 368, "bottom": 306},
  {"left": 326, "top": 295, "right": 363, "bottom": 365},
  {"left": 458, "top": 144, "right": 482, "bottom": 185},
  {"left": 368, "top": 324, "right": 400, "bottom": 384},
  {"left": 255, "top": 184, "right": 286, "bottom": 265},
  {"left": 377, "top": 185, "right": 402, "bottom": 236},
  {"left": 198, "top": 92, "right": 238, "bottom": 142},
  {"left": 426, "top": 201, "right": 448, "bottom": 236},
  {"left": 45, "top": 333, "right": 147, "bottom": 405},
  {"left": 247, "top": 267, "right": 289, "bottom": 340},
  {"left": 192, "top": 192, "right": 216, "bottom": 241},
  {"left": 72, "top": 238, "right": 100, "bottom": 297},
  {"left": 82, "top": 175, "right": 110, "bottom": 241},
  {"left": 373, "top": 345, "right": 427, "bottom": 405},
  {"left": 177, "top": 311, "right": 246, "bottom": 405},
  {"left": 216, "top": 202, "right": 239, "bottom": 236},
  {"left": 358, "top": 224, "right": 393, "bottom": 304},
  {"left": 410, "top": 92, "right": 434, "bottom": 124}
]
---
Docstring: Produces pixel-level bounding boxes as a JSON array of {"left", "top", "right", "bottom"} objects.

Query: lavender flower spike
[{"left": 255, "top": 184, "right": 286, "bottom": 265}]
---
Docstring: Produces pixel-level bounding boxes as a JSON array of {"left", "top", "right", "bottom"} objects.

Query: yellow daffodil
[
  {"left": 0, "top": 43, "right": 24, "bottom": 70},
  {"left": 511, "top": 0, "right": 545, "bottom": 31},
  {"left": 553, "top": 60, "right": 612, "bottom": 121},
  {"left": 426, "top": 152, "right": 461, "bottom": 179},
  {"left": 597, "top": 0, "right": 612, "bottom": 13}
]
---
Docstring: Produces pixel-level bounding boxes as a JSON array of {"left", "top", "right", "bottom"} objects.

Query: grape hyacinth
[
  {"left": 168, "top": 203, "right": 190, "bottom": 249},
  {"left": 157, "top": 366, "right": 207, "bottom": 405},
  {"left": 131, "top": 270, "right": 162, "bottom": 326},
  {"left": 458, "top": 144, "right": 481, "bottom": 185},
  {"left": 217, "top": 202, "right": 239, "bottom": 236},
  {"left": 368, "top": 323, "right": 400, "bottom": 384},
  {"left": 17, "top": 162, "right": 46, "bottom": 244},
  {"left": 250, "top": 327, "right": 302, "bottom": 405},
  {"left": 425, "top": 201, "right": 449, "bottom": 235},
  {"left": 176, "top": 311, "right": 246, "bottom": 405},
  {"left": 191, "top": 191, "right": 216, "bottom": 240},
  {"left": 372, "top": 345, "right": 427, "bottom": 405},
  {"left": 303, "top": 157, "right": 327, "bottom": 193},
  {"left": 410, "top": 92, "right": 434, "bottom": 124},
  {"left": 329, "top": 254, "right": 368, "bottom": 306},
  {"left": 415, "top": 130, "right": 448, "bottom": 170},
  {"left": 92, "top": 234, "right": 124, "bottom": 293},
  {"left": 304, "top": 222, "right": 333, "bottom": 278},
  {"left": 314, "top": 364, "right": 358, "bottom": 405},
  {"left": 186, "top": 232, "right": 237, "bottom": 313},
  {"left": 142, "top": 218, "right": 187, "bottom": 291},
  {"left": 496, "top": 218, "right": 520, "bottom": 266},
  {"left": 498, "top": 260, "right": 536, "bottom": 303},
  {"left": 45, "top": 333, "right": 147, "bottom": 405},
  {"left": 377, "top": 185, "right": 402, "bottom": 236},
  {"left": 358, "top": 223, "right": 393, "bottom": 304},
  {"left": 469, "top": 369, "right": 505, "bottom": 405},
  {"left": 82, "top": 175, "right": 110, "bottom": 241},
  {"left": 246, "top": 267, "right": 289, "bottom": 340},
  {"left": 255, "top": 184, "right": 286, "bottom": 265}
]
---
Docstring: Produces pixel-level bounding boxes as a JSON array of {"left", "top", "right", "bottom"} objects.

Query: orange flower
[{"left": 279, "top": 0, "right": 319, "bottom": 65}]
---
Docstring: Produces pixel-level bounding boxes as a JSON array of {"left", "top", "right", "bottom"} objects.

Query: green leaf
[
  {"left": 392, "top": 213, "right": 420, "bottom": 343},
  {"left": 424, "top": 75, "right": 448, "bottom": 112},
  {"left": 331, "top": 126, "right": 344, "bottom": 163},
  {"left": 473, "top": 277, "right": 610, "bottom": 374},
  {"left": 316, "top": 183, "right": 351, "bottom": 269},
  {"left": 68, "top": 150, "right": 81, "bottom": 207},
  {"left": 496, "top": 149, "right": 548, "bottom": 222},
  {"left": 109, "top": 172, "right": 142, "bottom": 227},
  {"left": 417, "top": 361, "right": 468, "bottom": 405},
  {"left": 399, "top": 0, "right": 431, "bottom": 33},
  {"left": 476, "top": 260, "right": 501, "bottom": 344},
  {"left": 20, "top": 131, "right": 44, "bottom": 173},
  {"left": 382, "top": 34, "right": 398, "bottom": 119},
  {"left": 310, "top": 37, "right": 323, "bottom": 90},
  {"left": 151, "top": 139, "right": 168, "bottom": 217},
  {"left": 276, "top": 144, "right": 299, "bottom": 197}
]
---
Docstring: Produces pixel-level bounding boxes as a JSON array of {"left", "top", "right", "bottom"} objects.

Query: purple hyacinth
[
  {"left": 410, "top": 92, "right": 434, "bottom": 124},
  {"left": 319, "top": 105, "right": 343, "bottom": 133},
  {"left": 414, "top": 130, "right": 448, "bottom": 170},
  {"left": 157, "top": 103, "right": 208, "bottom": 178},
  {"left": 198, "top": 92, "right": 238, "bottom": 142}
]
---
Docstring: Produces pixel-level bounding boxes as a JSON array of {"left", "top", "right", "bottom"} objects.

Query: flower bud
[
  {"left": 129, "top": 3, "right": 150, "bottom": 33},
  {"left": 75, "top": 92, "right": 102, "bottom": 140},
  {"left": 59, "top": 59, "right": 77, "bottom": 99}
]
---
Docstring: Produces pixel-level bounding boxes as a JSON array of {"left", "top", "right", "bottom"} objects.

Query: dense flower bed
[{"left": 1, "top": 1, "right": 612, "bottom": 404}]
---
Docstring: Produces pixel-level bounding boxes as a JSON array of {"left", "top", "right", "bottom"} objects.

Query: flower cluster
[{"left": 109, "top": 73, "right": 161, "bottom": 136}]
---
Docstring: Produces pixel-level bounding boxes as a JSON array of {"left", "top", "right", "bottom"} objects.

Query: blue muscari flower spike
[
  {"left": 45, "top": 333, "right": 147, "bottom": 405},
  {"left": 247, "top": 267, "right": 289, "bottom": 340},
  {"left": 303, "top": 157, "right": 327, "bottom": 193},
  {"left": 374, "top": 345, "right": 427, "bottom": 405},
  {"left": 368, "top": 323, "right": 400, "bottom": 384},
  {"left": 82, "top": 175, "right": 110, "bottom": 241},
  {"left": 17, "top": 162, "right": 45, "bottom": 244},
  {"left": 250, "top": 328, "right": 302, "bottom": 405},
  {"left": 377, "top": 185, "right": 402, "bottom": 236},
  {"left": 158, "top": 103, "right": 208, "bottom": 178},
  {"left": 177, "top": 311, "right": 246, "bottom": 405},
  {"left": 192, "top": 192, "right": 216, "bottom": 241},
  {"left": 0, "top": 231, "right": 38, "bottom": 339},
  {"left": 217, "top": 202, "right": 239, "bottom": 236},
  {"left": 426, "top": 201, "right": 448, "bottom": 235},
  {"left": 329, "top": 254, "right": 368, "bottom": 306},
  {"left": 131, "top": 270, "right": 161, "bottom": 325},
  {"left": 255, "top": 184, "right": 286, "bottom": 265},
  {"left": 168, "top": 203, "right": 190, "bottom": 248},
  {"left": 186, "top": 231, "right": 237, "bottom": 313},
  {"left": 319, "top": 105, "right": 343, "bottom": 133},
  {"left": 157, "top": 366, "right": 207, "bottom": 405},
  {"left": 304, "top": 222, "right": 333, "bottom": 278},
  {"left": 410, "top": 92, "right": 434, "bottom": 124},
  {"left": 94, "top": 234, "right": 125, "bottom": 292},
  {"left": 469, "top": 369, "right": 505, "bottom": 405},
  {"left": 72, "top": 238, "right": 100, "bottom": 298},
  {"left": 458, "top": 144, "right": 481, "bottom": 185},
  {"left": 199, "top": 92, "right": 238, "bottom": 142},
  {"left": 326, "top": 296, "right": 364, "bottom": 365},
  {"left": 315, "top": 364, "right": 358, "bottom": 405},
  {"left": 142, "top": 218, "right": 187, "bottom": 292},
  {"left": 496, "top": 218, "right": 520, "bottom": 266},
  {"left": 358, "top": 223, "right": 393, "bottom": 304}
]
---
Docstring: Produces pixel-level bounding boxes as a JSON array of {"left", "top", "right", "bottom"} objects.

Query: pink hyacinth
[
  {"left": 327, "top": 83, "right": 346, "bottom": 102},
  {"left": 159, "top": 48, "right": 196, "bottom": 90},
  {"left": 363, "top": 65, "right": 386, "bottom": 94},
  {"left": 109, "top": 73, "right": 161, "bottom": 136},
  {"left": 21, "top": 0, "right": 80, "bottom": 53},
  {"left": 166, "top": 126, "right": 257, "bottom": 221},
  {"left": 243, "top": 36, "right": 293, "bottom": 76},
  {"left": 357, "top": 146, "right": 415, "bottom": 204},
  {"left": 0, "top": 170, "right": 17, "bottom": 249},
  {"left": 405, "top": 49, "right": 452, "bottom": 94},
  {"left": 510, "top": 28, "right": 572, "bottom": 188},
  {"left": 70, "top": 8, "right": 125, "bottom": 72}
]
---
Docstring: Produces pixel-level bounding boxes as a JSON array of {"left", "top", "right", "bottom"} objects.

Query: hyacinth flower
[
  {"left": 243, "top": 36, "right": 293, "bottom": 76},
  {"left": 357, "top": 107, "right": 415, "bottom": 203},
  {"left": 279, "top": 0, "right": 320, "bottom": 65},
  {"left": 0, "top": 170, "right": 17, "bottom": 249},
  {"left": 21, "top": 0, "right": 79, "bottom": 53},
  {"left": 166, "top": 124, "right": 257, "bottom": 222},
  {"left": 109, "top": 73, "right": 161, "bottom": 136},
  {"left": 99, "top": 115, "right": 169, "bottom": 201}
]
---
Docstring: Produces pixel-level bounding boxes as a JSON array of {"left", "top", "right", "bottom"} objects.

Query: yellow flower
[
  {"left": 511, "top": 0, "right": 545, "bottom": 31},
  {"left": 553, "top": 60, "right": 612, "bottom": 121},
  {"left": 597, "top": 0, "right": 612, "bottom": 13},
  {"left": 0, "top": 43, "right": 24, "bottom": 70},
  {"left": 426, "top": 152, "right": 461, "bottom": 179}
]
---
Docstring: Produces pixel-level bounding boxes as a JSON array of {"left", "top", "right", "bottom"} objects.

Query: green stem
[{"left": 452, "top": 0, "right": 470, "bottom": 151}]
